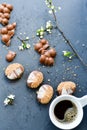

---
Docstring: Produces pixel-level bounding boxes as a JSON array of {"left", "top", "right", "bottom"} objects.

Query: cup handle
[{"left": 78, "top": 95, "right": 87, "bottom": 107}]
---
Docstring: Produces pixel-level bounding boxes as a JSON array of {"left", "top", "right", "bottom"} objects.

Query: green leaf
[
  {"left": 63, "top": 51, "right": 73, "bottom": 59},
  {"left": 22, "top": 41, "right": 27, "bottom": 49}
]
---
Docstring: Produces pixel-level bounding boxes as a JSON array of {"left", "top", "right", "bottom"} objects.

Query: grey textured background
[{"left": 0, "top": 0, "right": 87, "bottom": 130}]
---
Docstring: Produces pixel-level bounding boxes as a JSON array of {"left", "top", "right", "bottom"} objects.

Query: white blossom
[
  {"left": 58, "top": 6, "right": 61, "bottom": 10},
  {"left": 49, "top": 10, "right": 52, "bottom": 14},
  {"left": 26, "top": 37, "right": 29, "bottom": 40},
  {"left": 7, "top": 94, "right": 15, "bottom": 99},
  {"left": 26, "top": 44, "right": 31, "bottom": 49},
  {"left": 18, "top": 46, "right": 24, "bottom": 50},
  {"left": 4, "top": 98, "right": 10, "bottom": 106}
]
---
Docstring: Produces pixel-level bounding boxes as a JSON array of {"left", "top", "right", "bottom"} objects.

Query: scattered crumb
[
  {"left": 73, "top": 74, "right": 77, "bottom": 77},
  {"left": 24, "top": 32, "right": 26, "bottom": 35},
  {"left": 26, "top": 37, "right": 29, "bottom": 40},
  {"left": 79, "top": 89, "right": 81, "bottom": 92},
  {"left": 48, "top": 79, "right": 50, "bottom": 82},
  {"left": 82, "top": 44, "right": 85, "bottom": 47},
  {"left": 20, "top": 33, "right": 22, "bottom": 35},
  {"left": 3, "top": 68, "right": 5, "bottom": 71}
]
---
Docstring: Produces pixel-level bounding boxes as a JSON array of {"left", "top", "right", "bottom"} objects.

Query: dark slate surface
[{"left": 0, "top": 0, "right": 87, "bottom": 130}]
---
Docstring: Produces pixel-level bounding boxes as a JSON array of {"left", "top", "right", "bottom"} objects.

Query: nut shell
[{"left": 27, "top": 71, "right": 43, "bottom": 88}]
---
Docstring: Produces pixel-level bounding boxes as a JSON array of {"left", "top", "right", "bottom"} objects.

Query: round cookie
[
  {"left": 5, "top": 63, "right": 24, "bottom": 80},
  {"left": 27, "top": 70, "right": 43, "bottom": 88},
  {"left": 37, "top": 84, "right": 53, "bottom": 104},
  {"left": 57, "top": 81, "right": 76, "bottom": 95}
]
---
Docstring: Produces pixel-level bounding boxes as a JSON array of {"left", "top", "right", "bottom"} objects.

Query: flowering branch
[
  {"left": 17, "top": 36, "right": 31, "bottom": 50},
  {"left": 36, "top": 21, "right": 53, "bottom": 38},
  {"left": 45, "top": 0, "right": 87, "bottom": 67}
]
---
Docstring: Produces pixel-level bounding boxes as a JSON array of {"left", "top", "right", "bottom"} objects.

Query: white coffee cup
[{"left": 49, "top": 95, "right": 87, "bottom": 130}]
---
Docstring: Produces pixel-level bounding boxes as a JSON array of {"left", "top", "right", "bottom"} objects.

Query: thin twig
[
  {"left": 17, "top": 36, "right": 23, "bottom": 43},
  {"left": 17, "top": 36, "right": 29, "bottom": 42},
  {"left": 48, "top": 1, "right": 87, "bottom": 67}
]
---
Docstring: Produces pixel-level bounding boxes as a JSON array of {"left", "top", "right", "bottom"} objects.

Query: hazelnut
[
  {"left": 45, "top": 57, "right": 49, "bottom": 65},
  {"left": 2, "top": 18, "right": 8, "bottom": 25},
  {"left": 12, "top": 22, "right": 16, "bottom": 28},
  {"left": 2, "top": 3, "right": 7, "bottom": 7},
  {"left": 0, "top": 12, "right": 3, "bottom": 17},
  {"left": 34, "top": 42, "right": 43, "bottom": 51},
  {"left": 4, "top": 13, "right": 10, "bottom": 19},
  {"left": 7, "top": 24, "right": 14, "bottom": 30},
  {"left": 48, "top": 57, "right": 54, "bottom": 65},
  {"left": 0, "top": 18, "right": 2, "bottom": 23},
  {"left": 40, "top": 39, "right": 48, "bottom": 45},
  {"left": 42, "top": 43, "right": 49, "bottom": 50},
  {"left": 6, "top": 51, "right": 16, "bottom": 62},
  {"left": 44, "top": 51, "right": 50, "bottom": 57},
  {"left": 8, "top": 30, "right": 15, "bottom": 37},
  {"left": 40, "top": 55, "right": 46, "bottom": 64},
  {"left": 6, "top": 4, "right": 13, "bottom": 11},
  {"left": 49, "top": 48, "right": 56, "bottom": 57},
  {"left": 1, "top": 35, "right": 10, "bottom": 43},
  {"left": 4, "top": 7, "right": 10, "bottom": 13},
  {"left": 0, "top": 5, "right": 4, "bottom": 12},
  {"left": 1, "top": 27, "right": 8, "bottom": 34},
  {"left": 1, "top": 14, "right": 5, "bottom": 19}
]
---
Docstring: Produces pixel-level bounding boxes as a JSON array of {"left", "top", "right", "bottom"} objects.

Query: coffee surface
[{"left": 54, "top": 100, "right": 77, "bottom": 122}]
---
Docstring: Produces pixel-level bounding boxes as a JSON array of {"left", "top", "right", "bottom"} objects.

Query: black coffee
[{"left": 54, "top": 100, "right": 77, "bottom": 122}]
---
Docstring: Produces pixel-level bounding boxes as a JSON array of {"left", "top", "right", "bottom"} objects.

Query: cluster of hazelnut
[
  {"left": 0, "top": 3, "right": 16, "bottom": 46},
  {"left": 0, "top": 22, "right": 16, "bottom": 46},
  {"left": 0, "top": 3, "right": 13, "bottom": 25},
  {"left": 34, "top": 39, "right": 56, "bottom": 66}
]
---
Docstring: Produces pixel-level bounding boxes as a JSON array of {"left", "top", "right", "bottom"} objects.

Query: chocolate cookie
[
  {"left": 5, "top": 63, "right": 24, "bottom": 80},
  {"left": 57, "top": 81, "right": 76, "bottom": 95},
  {"left": 37, "top": 84, "right": 53, "bottom": 104},
  {"left": 27, "top": 70, "right": 43, "bottom": 88}
]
